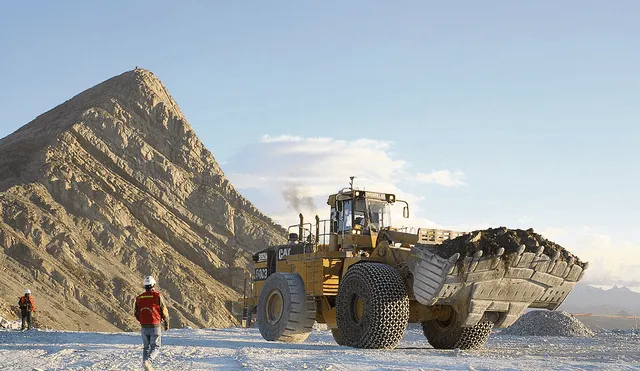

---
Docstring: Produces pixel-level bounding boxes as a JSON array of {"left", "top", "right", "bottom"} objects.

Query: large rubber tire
[
  {"left": 331, "top": 328, "right": 348, "bottom": 346},
  {"left": 257, "top": 273, "right": 316, "bottom": 343},
  {"left": 336, "top": 263, "right": 409, "bottom": 349},
  {"left": 422, "top": 307, "right": 494, "bottom": 350}
]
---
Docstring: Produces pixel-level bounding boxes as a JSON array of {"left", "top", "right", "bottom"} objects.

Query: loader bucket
[{"left": 410, "top": 244, "right": 587, "bottom": 328}]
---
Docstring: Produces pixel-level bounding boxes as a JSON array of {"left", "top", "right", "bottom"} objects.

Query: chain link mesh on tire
[
  {"left": 455, "top": 321, "right": 494, "bottom": 350},
  {"left": 422, "top": 315, "right": 494, "bottom": 350},
  {"left": 336, "top": 263, "right": 409, "bottom": 349},
  {"left": 257, "top": 273, "right": 316, "bottom": 343}
]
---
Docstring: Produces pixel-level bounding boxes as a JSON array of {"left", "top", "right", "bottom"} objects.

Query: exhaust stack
[{"left": 299, "top": 213, "right": 304, "bottom": 242}]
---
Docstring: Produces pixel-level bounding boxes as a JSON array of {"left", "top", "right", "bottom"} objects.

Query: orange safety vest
[
  {"left": 19, "top": 296, "right": 36, "bottom": 312},
  {"left": 135, "top": 290, "right": 162, "bottom": 325}
]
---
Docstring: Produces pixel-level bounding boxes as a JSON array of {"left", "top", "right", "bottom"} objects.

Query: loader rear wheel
[
  {"left": 330, "top": 328, "right": 348, "bottom": 346},
  {"left": 422, "top": 307, "right": 494, "bottom": 350},
  {"left": 336, "top": 263, "right": 409, "bottom": 349},
  {"left": 257, "top": 273, "right": 316, "bottom": 343}
]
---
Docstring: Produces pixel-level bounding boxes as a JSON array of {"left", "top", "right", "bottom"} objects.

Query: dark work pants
[{"left": 21, "top": 311, "right": 32, "bottom": 330}]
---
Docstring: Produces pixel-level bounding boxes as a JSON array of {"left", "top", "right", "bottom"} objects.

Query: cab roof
[{"left": 327, "top": 190, "right": 396, "bottom": 205}]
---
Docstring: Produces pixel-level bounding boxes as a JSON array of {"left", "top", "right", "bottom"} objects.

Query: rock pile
[
  {"left": 501, "top": 310, "right": 594, "bottom": 337},
  {"left": 434, "top": 227, "right": 586, "bottom": 267},
  {"left": 0, "top": 316, "right": 20, "bottom": 330},
  {"left": 312, "top": 323, "right": 329, "bottom": 331}
]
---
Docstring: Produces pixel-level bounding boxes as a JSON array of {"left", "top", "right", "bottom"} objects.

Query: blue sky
[{"left": 1, "top": 1, "right": 638, "bottom": 286}]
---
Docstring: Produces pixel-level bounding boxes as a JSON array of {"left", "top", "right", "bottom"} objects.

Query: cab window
[
  {"left": 353, "top": 198, "right": 367, "bottom": 227},
  {"left": 338, "top": 200, "right": 352, "bottom": 232}
]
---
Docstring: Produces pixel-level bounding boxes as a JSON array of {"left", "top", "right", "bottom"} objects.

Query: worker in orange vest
[
  {"left": 18, "top": 289, "right": 36, "bottom": 331},
  {"left": 134, "top": 276, "right": 169, "bottom": 371}
]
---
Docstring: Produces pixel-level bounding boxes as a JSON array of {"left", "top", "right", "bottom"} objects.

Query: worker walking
[
  {"left": 134, "top": 276, "right": 170, "bottom": 371},
  {"left": 18, "top": 289, "right": 36, "bottom": 331}
]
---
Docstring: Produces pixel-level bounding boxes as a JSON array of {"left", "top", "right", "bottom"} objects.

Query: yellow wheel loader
[{"left": 248, "top": 181, "right": 588, "bottom": 350}]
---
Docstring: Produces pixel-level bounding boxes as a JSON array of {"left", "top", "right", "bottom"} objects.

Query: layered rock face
[{"left": 0, "top": 68, "right": 285, "bottom": 331}]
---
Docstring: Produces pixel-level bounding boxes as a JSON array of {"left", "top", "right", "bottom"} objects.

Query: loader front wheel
[
  {"left": 336, "top": 263, "right": 409, "bottom": 349},
  {"left": 257, "top": 273, "right": 316, "bottom": 343},
  {"left": 422, "top": 307, "right": 494, "bottom": 350},
  {"left": 330, "top": 328, "right": 348, "bottom": 346}
]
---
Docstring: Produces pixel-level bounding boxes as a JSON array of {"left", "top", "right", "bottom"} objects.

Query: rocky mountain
[
  {"left": 560, "top": 284, "right": 640, "bottom": 316},
  {"left": 0, "top": 68, "right": 286, "bottom": 331}
]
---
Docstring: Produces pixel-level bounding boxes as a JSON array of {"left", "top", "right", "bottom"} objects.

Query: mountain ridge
[{"left": 560, "top": 283, "right": 640, "bottom": 316}]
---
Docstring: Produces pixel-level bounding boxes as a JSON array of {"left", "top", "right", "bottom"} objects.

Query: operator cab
[
  {"left": 330, "top": 190, "right": 395, "bottom": 235},
  {"left": 328, "top": 189, "right": 408, "bottom": 251},
  {"left": 252, "top": 183, "right": 410, "bottom": 279}
]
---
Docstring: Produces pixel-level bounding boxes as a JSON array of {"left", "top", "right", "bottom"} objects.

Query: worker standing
[
  {"left": 18, "top": 289, "right": 36, "bottom": 331},
  {"left": 134, "top": 276, "right": 170, "bottom": 371}
]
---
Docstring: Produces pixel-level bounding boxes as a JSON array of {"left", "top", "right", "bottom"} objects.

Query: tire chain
[
  {"left": 454, "top": 321, "right": 494, "bottom": 350},
  {"left": 336, "top": 263, "right": 409, "bottom": 349}
]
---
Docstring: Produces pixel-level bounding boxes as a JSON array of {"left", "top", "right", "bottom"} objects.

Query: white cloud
[
  {"left": 517, "top": 215, "right": 532, "bottom": 224},
  {"left": 416, "top": 170, "right": 466, "bottom": 187},
  {"left": 226, "top": 136, "right": 414, "bottom": 226},
  {"left": 579, "top": 225, "right": 595, "bottom": 233},
  {"left": 231, "top": 136, "right": 471, "bottom": 195},
  {"left": 496, "top": 223, "right": 640, "bottom": 287},
  {"left": 540, "top": 229, "right": 640, "bottom": 287},
  {"left": 261, "top": 134, "right": 304, "bottom": 143},
  {"left": 234, "top": 138, "right": 412, "bottom": 193},
  {"left": 537, "top": 227, "right": 568, "bottom": 240},
  {"left": 225, "top": 136, "right": 467, "bottom": 228},
  {"left": 566, "top": 234, "right": 640, "bottom": 287}
]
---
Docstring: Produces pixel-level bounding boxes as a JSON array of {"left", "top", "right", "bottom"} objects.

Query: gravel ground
[{"left": 1, "top": 326, "right": 639, "bottom": 370}]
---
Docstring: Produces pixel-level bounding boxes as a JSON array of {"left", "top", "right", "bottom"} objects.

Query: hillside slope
[{"left": 0, "top": 68, "right": 285, "bottom": 331}]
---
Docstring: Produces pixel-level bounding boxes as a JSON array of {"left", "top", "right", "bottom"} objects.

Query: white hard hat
[
  {"left": 143, "top": 276, "right": 156, "bottom": 287},
  {"left": 25, "top": 289, "right": 31, "bottom": 295}
]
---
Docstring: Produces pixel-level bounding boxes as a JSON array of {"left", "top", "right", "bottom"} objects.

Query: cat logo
[{"left": 278, "top": 247, "right": 292, "bottom": 260}]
